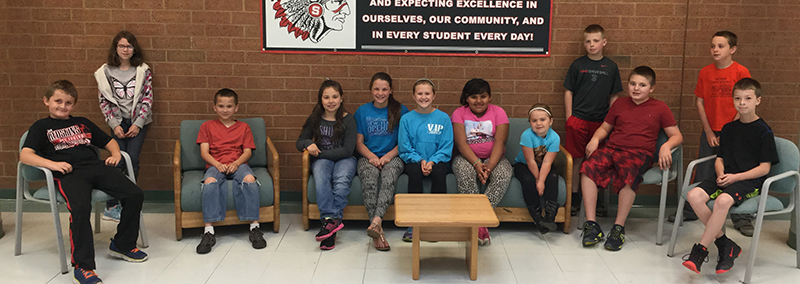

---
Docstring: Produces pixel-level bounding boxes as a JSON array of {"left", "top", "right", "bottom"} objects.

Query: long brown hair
[
  {"left": 107, "top": 30, "right": 144, "bottom": 67},
  {"left": 303, "top": 80, "right": 347, "bottom": 143},
  {"left": 370, "top": 72, "right": 402, "bottom": 132}
]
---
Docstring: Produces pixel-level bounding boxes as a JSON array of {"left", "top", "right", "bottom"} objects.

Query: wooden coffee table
[{"left": 394, "top": 194, "right": 500, "bottom": 280}]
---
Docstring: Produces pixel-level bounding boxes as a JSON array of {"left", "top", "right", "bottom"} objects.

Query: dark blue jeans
[{"left": 107, "top": 119, "right": 148, "bottom": 208}]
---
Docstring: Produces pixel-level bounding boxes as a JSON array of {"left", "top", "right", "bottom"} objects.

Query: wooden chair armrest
[
  {"left": 266, "top": 136, "right": 280, "bottom": 224},
  {"left": 302, "top": 150, "right": 310, "bottom": 200},
  {"left": 302, "top": 150, "right": 310, "bottom": 229},
  {"left": 173, "top": 139, "right": 182, "bottom": 211},
  {"left": 558, "top": 144, "right": 573, "bottom": 212}
]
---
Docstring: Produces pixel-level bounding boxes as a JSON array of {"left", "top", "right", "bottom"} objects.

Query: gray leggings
[
  {"left": 357, "top": 156, "right": 404, "bottom": 220},
  {"left": 452, "top": 155, "right": 512, "bottom": 207}
]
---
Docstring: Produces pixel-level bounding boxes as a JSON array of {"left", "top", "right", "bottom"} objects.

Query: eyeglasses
[{"left": 117, "top": 44, "right": 134, "bottom": 50}]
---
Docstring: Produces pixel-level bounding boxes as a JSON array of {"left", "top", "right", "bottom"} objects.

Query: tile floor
[{"left": 1, "top": 210, "right": 799, "bottom": 284}]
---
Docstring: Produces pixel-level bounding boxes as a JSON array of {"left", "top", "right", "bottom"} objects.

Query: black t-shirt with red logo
[
  {"left": 563, "top": 55, "right": 624, "bottom": 122},
  {"left": 23, "top": 116, "right": 112, "bottom": 165}
]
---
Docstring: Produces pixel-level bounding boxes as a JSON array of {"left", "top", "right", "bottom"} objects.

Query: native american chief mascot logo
[{"left": 273, "top": 0, "right": 351, "bottom": 43}]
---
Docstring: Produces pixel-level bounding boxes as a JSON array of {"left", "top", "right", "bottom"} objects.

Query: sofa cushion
[{"left": 180, "top": 167, "right": 275, "bottom": 212}]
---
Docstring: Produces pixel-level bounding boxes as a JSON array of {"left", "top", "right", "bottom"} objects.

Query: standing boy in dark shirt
[
  {"left": 19, "top": 80, "right": 147, "bottom": 284},
  {"left": 563, "top": 24, "right": 624, "bottom": 215}
]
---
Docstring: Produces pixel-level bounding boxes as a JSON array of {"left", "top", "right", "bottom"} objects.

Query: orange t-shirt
[{"left": 695, "top": 62, "right": 751, "bottom": 131}]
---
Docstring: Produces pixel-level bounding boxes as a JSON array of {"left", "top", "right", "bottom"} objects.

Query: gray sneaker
[{"left": 102, "top": 204, "right": 121, "bottom": 223}]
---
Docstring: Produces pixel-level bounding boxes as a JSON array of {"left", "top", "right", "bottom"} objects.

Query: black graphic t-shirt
[
  {"left": 23, "top": 116, "right": 113, "bottom": 165},
  {"left": 563, "top": 55, "right": 623, "bottom": 122}
]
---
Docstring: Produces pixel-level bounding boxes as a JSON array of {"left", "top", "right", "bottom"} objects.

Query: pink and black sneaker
[{"left": 316, "top": 218, "right": 344, "bottom": 242}]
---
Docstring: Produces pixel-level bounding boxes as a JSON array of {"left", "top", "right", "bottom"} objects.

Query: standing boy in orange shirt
[{"left": 671, "top": 31, "right": 754, "bottom": 236}]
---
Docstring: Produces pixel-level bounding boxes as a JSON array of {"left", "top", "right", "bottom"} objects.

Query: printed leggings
[
  {"left": 452, "top": 155, "right": 512, "bottom": 207},
  {"left": 357, "top": 157, "right": 404, "bottom": 220}
]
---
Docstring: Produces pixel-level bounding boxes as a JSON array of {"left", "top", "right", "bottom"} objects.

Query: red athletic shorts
[
  {"left": 565, "top": 116, "right": 603, "bottom": 159},
  {"left": 580, "top": 146, "right": 654, "bottom": 193}
]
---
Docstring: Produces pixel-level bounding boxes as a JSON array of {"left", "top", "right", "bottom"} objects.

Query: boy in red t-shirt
[
  {"left": 580, "top": 66, "right": 683, "bottom": 251},
  {"left": 195, "top": 88, "right": 266, "bottom": 254},
  {"left": 671, "top": 31, "right": 754, "bottom": 235}
]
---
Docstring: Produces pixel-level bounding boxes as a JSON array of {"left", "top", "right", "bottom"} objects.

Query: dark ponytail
[{"left": 370, "top": 72, "right": 402, "bottom": 132}]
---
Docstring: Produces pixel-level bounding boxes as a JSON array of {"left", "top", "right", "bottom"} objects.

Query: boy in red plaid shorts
[{"left": 580, "top": 66, "right": 683, "bottom": 251}]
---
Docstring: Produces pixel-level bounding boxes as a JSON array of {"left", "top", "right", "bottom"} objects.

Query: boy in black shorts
[
  {"left": 19, "top": 80, "right": 147, "bottom": 284},
  {"left": 682, "top": 78, "right": 779, "bottom": 274}
]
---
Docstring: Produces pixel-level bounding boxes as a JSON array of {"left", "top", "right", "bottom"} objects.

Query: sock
[
  {"left": 250, "top": 223, "right": 260, "bottom": 230},
  {"left": 204, "top": 226, "right": 214, "bottom": 235}
]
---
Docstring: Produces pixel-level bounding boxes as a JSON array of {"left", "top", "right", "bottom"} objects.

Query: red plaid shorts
[{"left": 580, "top": 146, "right": 653, "bottom": 193}]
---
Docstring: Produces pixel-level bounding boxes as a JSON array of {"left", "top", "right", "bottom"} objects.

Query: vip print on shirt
[
  {"left": 464, "top": 120, "right": 494, "bottom": 145},
  {"left": 47, "top": 124, "right": 92, "bottom": 151},
  {"left": 427, "top": 123, "right": 444, "bottom": 135}
]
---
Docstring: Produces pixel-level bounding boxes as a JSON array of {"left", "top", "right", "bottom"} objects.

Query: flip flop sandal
[
  {"left": 366, "top": 225, "right": 381, "bottom": 239},
  {"left": 373, "top": 232, "right": 390, "bottom": 251}
]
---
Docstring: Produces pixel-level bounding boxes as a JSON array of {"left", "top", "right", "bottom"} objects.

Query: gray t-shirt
[{"left": 104, "top": 66, "right": 137, "bottom": 120}]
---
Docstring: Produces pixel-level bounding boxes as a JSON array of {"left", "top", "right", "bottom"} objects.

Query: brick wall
[{"left": 1, "top": 0, "right": 798, "bottom": 196}]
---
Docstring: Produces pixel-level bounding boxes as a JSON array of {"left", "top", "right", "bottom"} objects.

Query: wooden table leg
[
  {"left": 467, "top": 226, "right": 478, "bottom": 280},
  {"left": 412, "top": 226, "right": 420, "bottom": 280}
]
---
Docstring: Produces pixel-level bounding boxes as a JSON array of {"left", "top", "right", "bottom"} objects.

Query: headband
[
  {"left": 414, "top": 78, "right": 435, "bottom": 90},
  {"left": 528, "top": 107, "right": 551, "bottom": 118}
]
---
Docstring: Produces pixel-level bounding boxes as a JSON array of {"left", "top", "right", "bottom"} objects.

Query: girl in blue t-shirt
[
  {"left": 354, "top": 72, "right": 409, "bottom": 251},
  {"left": 296, "top": 80, "right": 358, "bottom": 250},
  {"left": 513, "top": 103, "right": 561, "bottom": 234},
  {"left": 397, "top": 78, "right": 454, "bottom": 241}
]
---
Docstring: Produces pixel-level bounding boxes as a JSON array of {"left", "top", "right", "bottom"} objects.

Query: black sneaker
[
  {"left": 668, "top": 205, "right": 699, "bottom": 223},
  {"left": 320, "top": 232, "right": 336, "bottom": 250},
  {"left": 249, "top": 227, "right": 267, "bottom": 249},
  {"left": 196, "top": 232, "right": 216, "bottom": 254},
  {"left": 570, "top": 192, "right": 581, "bottom": 217},
  {"left": 581, "top": 221, "right": 604, "bottom": 247},
  {"left": 714, "top": 236, "right": 742, "bottom": 274},
  {"left": 539, "top": 200, "right": 559, "bottom": 234},
  {"left": 732, "top": 215, "right": 755, "bottom": 237},
  {"left": 603, "top": 224, "right": 625, "bottom": 251},
  {"left": 682, "top": 243, "right": 709, "bottom": 273},
  {"left": 316, "top": 218, "right": 344, "bottom": 242}
]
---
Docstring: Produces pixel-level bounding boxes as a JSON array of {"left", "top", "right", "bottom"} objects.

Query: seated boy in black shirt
[
  {"left": 681, "top": 78, "right": 779, "bottom": 275},
  {"left": 19, "top": 80, "right": 148, "bottom": 284}
]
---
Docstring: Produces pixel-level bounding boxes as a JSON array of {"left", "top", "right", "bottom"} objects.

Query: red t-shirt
[
  {"left": 196, "top": 120, "right": 256, "bottom": 168},
  {"left": 695, "top": 62, "right": 751, "bottom": 131},
  {"left": 605, "top": 97, "right": 677, "bottom": 154}
]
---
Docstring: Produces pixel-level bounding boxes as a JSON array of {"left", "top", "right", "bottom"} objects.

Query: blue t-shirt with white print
[
  {"left": 398, "top": 109, "right": 453, "bottom": 164},
  {"left": 514, "top": 128, "right": 560, "bottom": 166},
  {"left": 354, "top": 102, "right": 409, "bottom": 157}
]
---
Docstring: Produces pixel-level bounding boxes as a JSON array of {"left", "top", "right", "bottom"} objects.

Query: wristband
[{"left": 472, "top": 160, "right": 481, "bottom": 166}]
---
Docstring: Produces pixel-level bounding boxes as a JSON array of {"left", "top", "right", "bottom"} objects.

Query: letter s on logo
[{"left": 309, "top": 4, "right": 322, "bottom": 17}]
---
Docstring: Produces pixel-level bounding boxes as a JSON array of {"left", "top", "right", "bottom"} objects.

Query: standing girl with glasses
[{"left": 94, "top": 30, "right": 153, "bottom": 222}]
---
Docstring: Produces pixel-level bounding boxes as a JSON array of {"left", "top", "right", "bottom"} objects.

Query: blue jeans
[
  {"left": 201, "top": 164, "right": 260, "bottom": 223},
  {"left": 113, "top": 118, "right": 148, "bottom": 178},
  {"left": 312, "top": 157, "right": 356, "bottom": 221}
]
